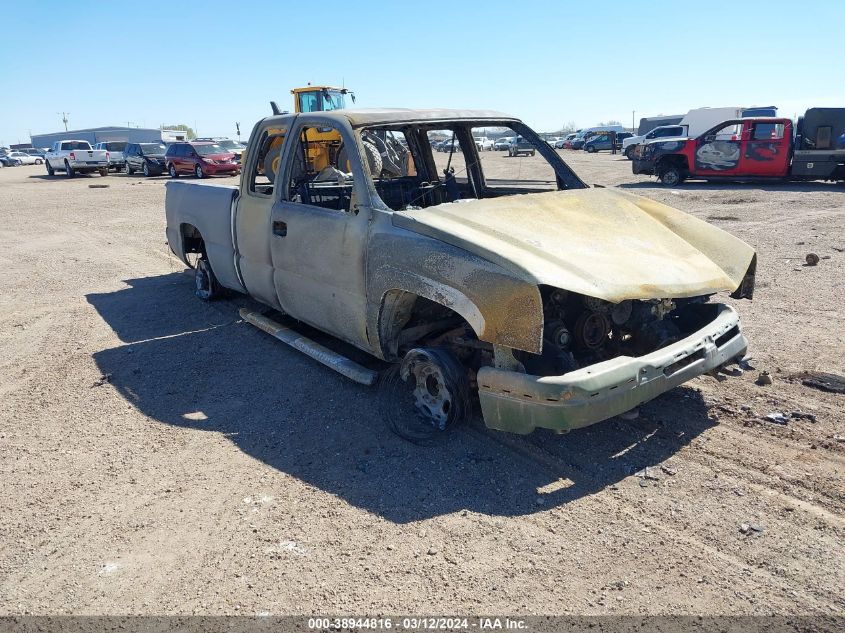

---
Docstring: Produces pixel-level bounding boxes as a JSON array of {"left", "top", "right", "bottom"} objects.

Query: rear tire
[
  {"left": 35, "top": 158, "right": 43, "bottom": 165},
  {"left": 99, "top": 168, "right": 108, "bottom": 177},
  {"left": 64, "top": 161, "right": 74, "bottom": 178},
  {"left": 194, "top": 256, "right": 221, "bottom": 301}
]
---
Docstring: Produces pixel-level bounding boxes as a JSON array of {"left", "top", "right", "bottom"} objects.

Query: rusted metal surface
[
  {"left": 239, "top": 308, "right": 378, "bottom": 386},
  {"left": 367, "top": 229, "right": 544, "bottom": 357},
  {"left": 165, "top": 108, "right": 758, "bottom": 436},
  {"left": 477, "top": 304, "right": 747, "bottom": 434},
  {"left": 392, "top": 188, "right": 756, "bottom": 304}
]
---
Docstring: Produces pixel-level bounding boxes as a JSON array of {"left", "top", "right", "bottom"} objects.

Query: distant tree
[
  {"left": 161, "top": 124, "right": 196, "bottom": 139},
  {"left": 598, "top": 120, "right": 622, "bottom": 127}
]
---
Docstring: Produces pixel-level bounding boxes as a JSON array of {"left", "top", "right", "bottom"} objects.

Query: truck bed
[{"left": 164, "top": 181, "right": 245, "bottom": 293}]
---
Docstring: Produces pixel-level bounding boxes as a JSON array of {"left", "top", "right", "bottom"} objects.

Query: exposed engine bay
[
  {"left": 515, "top": 287, "right": 716, "bottom": 376},
  {"left": 393, "top": 287, "right": 722, "bottom": 379}
]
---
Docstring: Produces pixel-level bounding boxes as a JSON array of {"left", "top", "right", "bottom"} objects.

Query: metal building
[{"left": 30, "top": 126, "right": 167, "bottom": 150}]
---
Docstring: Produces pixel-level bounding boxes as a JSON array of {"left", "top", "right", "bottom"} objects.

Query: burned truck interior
[
  {"left": 250, "top": 119, "right": 588, "bottom": 213},
  {"left": 357, "top": 121, "right": 588, "bottom": 211}
]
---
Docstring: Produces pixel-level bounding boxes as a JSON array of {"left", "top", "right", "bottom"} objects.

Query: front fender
[{"left": 367, "top": 230, "right": 543, "bottom": 359}]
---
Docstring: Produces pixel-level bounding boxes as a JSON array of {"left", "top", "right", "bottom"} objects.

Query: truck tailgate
[
  {"left": 165, "top": 181, "right": 245, "bottom": 293},
  {"left": 73, "top": 150, "right": 108, "bottom": 163}
]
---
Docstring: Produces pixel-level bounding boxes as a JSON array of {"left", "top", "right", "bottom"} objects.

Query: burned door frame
[
  {"left": 234, "top": 118, "right": 294, "bottom": 311},
  {"left": 267, "top": 115, "right": 372, "bottom": 349}
]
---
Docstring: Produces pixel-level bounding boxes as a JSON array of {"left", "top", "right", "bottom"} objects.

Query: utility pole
[
  {"left": 632, "top": 110, "right": 635, "bottom": 132},
  {"left": 58, "top": 112, "right": 69, "bottom": 131}
]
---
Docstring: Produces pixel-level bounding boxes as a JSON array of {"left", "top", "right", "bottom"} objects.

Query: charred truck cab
[{"left": 165, "top": 108, "right": 757, "bottom": 437}]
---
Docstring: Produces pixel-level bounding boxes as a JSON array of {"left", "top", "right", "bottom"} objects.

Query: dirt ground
[{"left": 0, "top": 150, "right": 843, "bottom": 617}]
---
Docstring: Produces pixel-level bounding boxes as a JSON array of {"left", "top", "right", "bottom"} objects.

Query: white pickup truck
[
  {"left": 94, "top": 141, "right": 128, "bottom": 172},
  {"left": 45, "top": 140, "right": 110, "bottom": 177},
  {"left": 473, "top": 136, "right": 494, "bottom": 151}
]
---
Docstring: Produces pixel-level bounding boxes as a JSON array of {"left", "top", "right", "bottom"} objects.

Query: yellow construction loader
[
  {"left": 260, "top": 85, "right": 408, "bottom": 183},
  {"left": 262, "top": 86, "right": 354, "bottom": 178}
]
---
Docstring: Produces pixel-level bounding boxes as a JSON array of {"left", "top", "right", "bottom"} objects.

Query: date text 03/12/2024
[{"left": 307, "top": 617, "right": 528, "bottom": 630}]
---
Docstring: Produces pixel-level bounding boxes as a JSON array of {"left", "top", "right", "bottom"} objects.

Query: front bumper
[
  {"left": 145, "top": 160, "right": 167, "bottom": 174},
  {"left": 631, "top": 157, "right": 655, "bottom": 175},
  {"left": 69, "top": 160, "right": 108, "bottom": 169},
  {"left": 477, "top": 303, "right": 746, "bottom": 434},
  {"left": 203, "top": 162, "right": 239, "bottom": 175}
]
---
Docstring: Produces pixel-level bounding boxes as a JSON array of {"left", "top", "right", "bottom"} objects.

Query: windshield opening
[
  {"left": 216, "top": 139, "right": 244, "bottom": 150},
  {"left": 355, "top": 120, "right": 585, "bottom": 212},
  {"left": 194, "top": 144, "right": 226, "bottom": 156}
]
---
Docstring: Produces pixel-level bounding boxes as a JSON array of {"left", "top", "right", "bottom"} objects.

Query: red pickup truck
[{"left": 632, "top": 113, "right": 845, "bottom": 185}]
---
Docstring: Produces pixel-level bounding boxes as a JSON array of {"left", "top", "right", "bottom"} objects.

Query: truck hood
[
  {"left": 392, "top": 189, "right": 755, "bottom": 303},
  {"left": 643, "top": 136, "right": 689, "bottom": 145}
]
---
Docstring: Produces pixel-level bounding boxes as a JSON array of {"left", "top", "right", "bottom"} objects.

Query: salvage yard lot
[{"left": 0, "top": 153, "right": 843, "bottom": 615}]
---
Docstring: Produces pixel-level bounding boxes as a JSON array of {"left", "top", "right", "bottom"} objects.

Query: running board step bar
[{"left": 239, "top": 308, "right": 378, "bottom": 386}]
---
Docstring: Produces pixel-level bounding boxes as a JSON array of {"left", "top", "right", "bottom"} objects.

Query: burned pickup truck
[{"left": 165, "top": 108, "right": 756, "bottom": 436}]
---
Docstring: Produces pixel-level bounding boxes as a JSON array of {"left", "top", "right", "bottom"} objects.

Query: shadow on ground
[{"left": 87, "top": 273, "right": 717, "bottom": 523}]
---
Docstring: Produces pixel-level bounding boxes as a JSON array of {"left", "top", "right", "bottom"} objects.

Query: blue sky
[{"left": 1, "top": 0, "right": 842, "bottom": 145}]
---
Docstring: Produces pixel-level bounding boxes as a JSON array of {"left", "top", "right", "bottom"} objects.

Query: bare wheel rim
[
  {"left": 408, "top": 361, "right": 452, "bottom": 430},
  {"left": 195, "top": 259, "right": 212, "bottom": 299}
]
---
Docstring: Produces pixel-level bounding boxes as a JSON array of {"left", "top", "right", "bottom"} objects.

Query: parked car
[
  {"left": 623, "top": 124, "right": 688, "bottom": 159},
  {"left": 7, "top": 151, "right": 41, "bottom": 165},
  {"left": 508, "top": 136, "right": 535, "bottom": 157},
  {"left": 0, "top": 154, "right": 21, "bottom": 167},
  {"left": 20, "top": 148, "right": 46, "bottom": 159},
  {"left": 474, "top": 136, "right": 494, "bottom": 151},
  {"left": 44, "top": 140, "right": 109, "bottom": 177},
  {"left": 164, "top": 107, "right": 756, "bottom": 438},
  {"left": 556, "top": 133, "right": 577, "bottom": 148},
  {"left": 94, "top": 142, "right": 128, "bottom": 171},
  {"left": 195, "top": 137, "right": 246, "bottom": 163},
  {"left": 493, "top": 137, "right": 513, "bottom": 150},
  {"left": 125, "top": 142, "right": 168, "bottom": 176},
  {"left": 584, "top": 132, "right": 633, "bottom": 153},
  {"left": 545, "top": 137, "right": 559, "bottom": 147},
  {"left": 165, "top": 141, "right": 239, "bottom": 179},
  {"left": 437, "top": 138, "right": 462, "bottom": 153}
]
